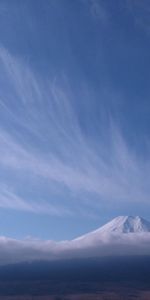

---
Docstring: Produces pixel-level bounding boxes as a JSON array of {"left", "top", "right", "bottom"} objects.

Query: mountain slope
[
  {"left": 96, "top": 215, "right": 150, "bottom": 233},
  {"left": 73, "top": 216, "right": 150, "bottom": 243}
]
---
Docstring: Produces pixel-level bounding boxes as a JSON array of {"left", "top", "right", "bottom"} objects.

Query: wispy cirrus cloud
[
  {"left": 82, "top": 0, "right": 109, "bottom": 24},
  {"left": 126, "top": 0, "right": 150, "bottom": 34},
  {"left": 0, "top": 183, "right": 71, "bottom": 216},
  {"left": 0, "top": 46, "right": 150, "bottom": 216}
]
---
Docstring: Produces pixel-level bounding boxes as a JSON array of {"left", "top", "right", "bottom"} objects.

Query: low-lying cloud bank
[{"left": 0, "top": 233, "right": 150, "bottom": 265}]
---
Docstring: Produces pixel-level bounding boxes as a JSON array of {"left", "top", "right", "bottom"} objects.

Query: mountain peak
[
  {"left": 73, "top": 215, "right": 150, "bottom": 243},
  {"left": 98, "top": 215, "right": 150, "bottom": 233}
]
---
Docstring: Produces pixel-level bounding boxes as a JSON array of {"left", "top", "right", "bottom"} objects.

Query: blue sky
[{"left": 0, "top": 0, "right": 150, "bottom": 240}]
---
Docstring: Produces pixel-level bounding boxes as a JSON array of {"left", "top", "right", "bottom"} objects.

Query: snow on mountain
[
  {"left": 95, "top": 215, "right": 150, "bottom": 234},
  {"left": 73, "top": 216, "right": 150, "bottom": 244}
]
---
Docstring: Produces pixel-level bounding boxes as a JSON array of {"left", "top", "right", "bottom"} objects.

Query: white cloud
[
  {"left": 82, "top": 0, "right": 109, "bottom": 24},
  {"left": 126, "top": 0, "right": 150, "bottom": 34},
  {"left": 0, "top": 183, "right": 71, "bottom": 216},
  {"left": 0, "top": 232, "right": 150, "bottom": 264},
  {"left": 0, "top": 46, "right": 150, "bottom": 215}
]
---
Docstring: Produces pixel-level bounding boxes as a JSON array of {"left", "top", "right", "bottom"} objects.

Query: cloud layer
[{"left": 0, "top": 232, "right": 150, "bottom": 265}]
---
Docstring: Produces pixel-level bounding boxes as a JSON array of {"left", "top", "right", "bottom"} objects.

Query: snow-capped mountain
[
  {"left": 94, "top": 215, "right": 150, "bottom": 234},
  {"left": 73, "top": 216, "right": 150, "bottom": 243}
]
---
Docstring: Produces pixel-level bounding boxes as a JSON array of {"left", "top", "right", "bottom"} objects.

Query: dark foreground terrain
[{"left": 0, "top": 256, "right": 150, "bottom": 299}]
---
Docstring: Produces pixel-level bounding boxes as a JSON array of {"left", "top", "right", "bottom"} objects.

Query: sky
[{"left": 0, "top": 0, "right": 150, "bottom": 240}]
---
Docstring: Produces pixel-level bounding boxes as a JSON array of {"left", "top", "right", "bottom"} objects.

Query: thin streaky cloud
[
  {"left": 0, "top": 183, "right": 72, "bottom": 216},
  {"left": 0, "top": 46, "right": 150, "bottom": 216}
]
